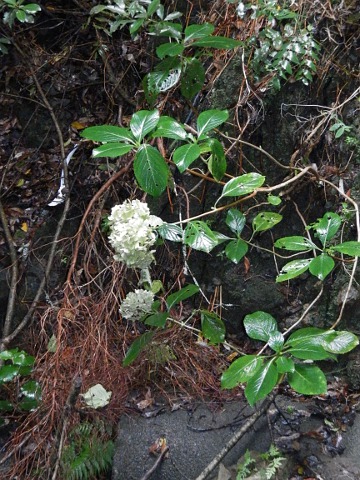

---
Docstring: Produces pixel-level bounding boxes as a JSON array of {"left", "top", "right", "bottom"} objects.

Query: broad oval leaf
[
  {"left": 201, "top": 311, "right": 226, "bottom": 344},
  {"left": 267, "top": 194, "right": 282, "bottom": 206},
  {"left": 252, "top": 212, "right": 282, "bottom": 233},
  {"left": 225, "top": 239, "right": 248, "bottom": 264},
  {"left": 196, "top": 109, "right": 229, "bottom": 140},
  {"left": 144, "top": 312, "right": 169, "bottom": 328},
  {"left": 322, "top": 331, "right": 359, "bottom": 354},
  {"left": 134, "top": 145, "right": 170, "bottom": 197},
  {"left": 156, "top": 42, "right": 185, "bottom": 59},
  {"left": 244, "top": 311, "right": 278, "bottom": 342},
  {"left": 81, "top": 125, "right": 136, "bottom": 143},
  {"left": 0, "top": 365, "right": 19, "bottom": 382},
  {"left": 311, "top": 212, "right": 342, "bottom": 247},
  {"left": 166, "top": 284, "right": 199, "bottom": 310},
  {"left": 245, "top": 360, "right": 278, "bottom": 407},
  {"left": 192, "top": 36, "right": 243, "bottom": 49},
  {"left": 93, "top": 143, "right": 134, "bottom": 158},
  {"left": 226, "top": 209, "right": 246, "bottom": 235},
  {"left": 157, "top": 223, "right": 183, "bottom": 242},
  {"left": 275, "top": 357, "right": 295, "bottom": 374},
  {"left": 268, "top": 331, "right": 284, "bottom": 352},
  {"left": 309, "top": 253, "right": 335, "bottom": 281},
  {"left": 130, "top": 109, "right": 160, "bottom": 141},
  {"left": 332, "top": 241, "right": 360, "bottom": 257},
  {"left": 288, "top": 364, "right": 327, "bottom": 395},
  {"left": 173, "top": 144, "right": 201, "bottom": 172},
  {"left": 275, "top": 236, "right": 316, "bottom": 252},
  {"left": 181, "top": 59, "right": 205, "bottom": 100},
  {"left": 123, "top": 331, "right": 155, "bottom": 366},
  {"left": 288, "top": 344, "right": 336, "bottom": 361},
  {"left": 221, "top": 173, "right": 265, "bottom": 198},
  {"left": 207, "top": 138, "right": 227, "bottom": 181},
  {"left": 184, "top": 221, "right": 219, "bottom": 253},
  {"left": 276, "top": 258, "right": 311, "bottom": 282},
  {"left": 184, "top": 23, "right": 215, "bottom": 43},
  {"left": 286, "top": 327, "right": 329, "bottom": 346},
  {"left": 151, "top": 116, "right": 187, "bottom": 140},
  {"left": 221, "top": 355, "right": 263, "bottom": 389}
]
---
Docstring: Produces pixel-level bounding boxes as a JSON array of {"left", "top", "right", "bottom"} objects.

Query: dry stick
[
  {"left": 195, "top": 392, "right": 276, "bottom": 480},
  {"left": 139, "top": 447, "right": 170, "bottom": 480}
]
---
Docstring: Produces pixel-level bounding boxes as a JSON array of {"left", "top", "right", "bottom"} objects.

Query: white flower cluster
[
  {"left": 108, "top": 200, "right": 163, "bottom": 269},
  {"left": 119, "top": 289, "right": 154, "bottom": 321}
]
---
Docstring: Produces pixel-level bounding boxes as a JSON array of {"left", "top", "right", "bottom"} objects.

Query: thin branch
[{"left": 139, "top": 447, "right": 170, "bottom": 480}]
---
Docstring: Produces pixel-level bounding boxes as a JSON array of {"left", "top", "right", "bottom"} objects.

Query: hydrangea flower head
[
  {"left": 119, "top": 289, "right": 154, "bottom": 321},
  {"left": 108, "top": 200, "right": 163, "bottom": 269}
]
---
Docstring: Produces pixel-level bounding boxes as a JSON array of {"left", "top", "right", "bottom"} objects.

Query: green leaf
[
  {"left": 92, "top": 143, "right": 134, "bottom": 158},
  {"left": 20, "top": 380, "right": 41, "bottom": 400},
  {"left": 191, "top": 36, "right": 242, "bottom": 49},
  {"left": 322, "top": 331, "right": 359, "bottom": 354},
  {"left": 274, "top": 236, "right": 316, "bottom": 251},
  {"left": 173, "top": 144, "right": 201, "bottom": 172},
  {"left": 184, "top": 23, "right": 215, "bottom": 43},
  {"left": 145, "top": 61, "right": 182, "bottom": 98},
  {"left": 81, "top": 125, "right": 136, "bottom": 143},
  {"left": 166, "top": 284, "right": 199, "bottom": 310},
  {"left": 221, "top": 355, "right": 263, "bottom": 389},
  {"left": 0, "top": 400, "right": 13, "bottom": 411},
  {"left": 311, "top": 212, "right": 342, "bottom": 247},
  {"left": 123, "top": 331, "right": 155, "bottom": 366},
  {"left": 151, "top": 116, "right": 187, "bottom": 140},
  {"left": 130, "top": 109, "right": 160, "bottom": 141},
  {"left": 288, "top": 364, "right": 327, "bottom": 395},
  {"left": 16, "top": 10, "right": 27, "bottom": 22},
  {"left": 201, "top": 311, "right": 226, "bottom": 344},
  {"left": 147, "top": 0, "right": 161, "bottom": 17},
  {"left": 267, "top": 194, "right": 282, "bottom": 206},
  {"left": 184, "top": 221, "right": 219, "bottom": 253},
  {"left": 286, "top": 327, "right": 330, "bottom": 345},
  {"left": 309, "top": 253, "right": 335, "bottom": 280},
  {"left": 181, "top": 59, "right": 205, "bottom": 99},
  {"left": 226, "top": 209, "right": 246, "bottom": 235},
  {"left": 23, "top": 4, "right": 41, "bottom": 13},
  {"left": 244, "top": 311, "right": 278, "bottom": 342},
  {"left": 207, "top": 138, "right": 227, "bottom": 181},
  {"left": 130, "top": 18, "right": 145, "bottom": 35},
  {"left": 276, "top": 258, "right": 311, "bottom": 282},
  {"left": 252, "top": 212, "right": 282, "bottom": 233},
  {"left": 0, "top": 365, "right": 19, "bottom": 382},
  {"left": 225, "top": 239, "right": 248, "bottom": 264},
  {"left": 332, "top": 241, "right": 360, "bottom": 257},
  {"left": 245, "top": 360, "right": 278, "bottom": 406},
  {"left": 221, "top": 173, "right": 265, "bottom": 198},
  {"left": 286, "top": 330, "right": 337, "bottom": 361},
  {"left": 157, "top": 223, "right": 183, "bottom": 242},
  {"left": 275, "top": 357, "right": 295, "bottom": 374},
  {"left": 268, "top": 331, "right": 284, "bottom": 352},
  {"left": 18, "top": 398, "right": 39, "bottom": 411},
  {"left": 196, "top": 109, "right": 229, "bottom": 140},
  {"left": 156, "top": 42, "right": 185, "bottom": 59},
  {"left": 144, "top": 312, "right": 168, "bottom": 328},
  {"left": 134, "top": 145, "right": 170, "bottom": 197}
]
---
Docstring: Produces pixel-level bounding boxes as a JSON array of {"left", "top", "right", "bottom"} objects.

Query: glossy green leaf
[
  {"left": 184, "top": 221, "right": 219, "bottom": 253},
  {"left": 311, "top": 212, "right": 342, "bottom": 247},
  {"left": 81, "top": 125, "right": 136, "bottom": 143},
  {"left": 181, "top": 59, "right": 205, "bottom": 99},
  {"left": 244, "top": 311, "right": 278, "bottom": 342},
  {"left": 92, "top": 143, "right": 134, "bottom": 158},
  {"left": 123, "top": 331, "right": 155, "bottom": 366},
  {"left": 184, "top": 23, "right": 215, "bottom": 43},
  {"left": 156, "top": 42, "right": 185, "bottom": 59},
  {"left": 226, "top": 209, "right": 246, "bottom": 235},
  {"left": 225, "top": 239, "right": 248, "bottom": 264},
  {"left": 130, "top": 109, "right": 160, "bottom": 141},
  {"left": 151, "top": 116, "right": 187, "bottom": 140},
  {"left": 147, "top": 0, "right": 161, "bottom": 16},
  {"left": 157, "top": 223, "right": 183, "bottom": 242},
  {"left": 268, "top": 331, "right": 284, "bottom": 352},
  {"left": 252, "top": 212, "right": 282, "bottom": 233},
  {"left": 192, "top": 36, "right": 242, "bottom": 49},
  {"left": 288, "top": 364, "right": 327, "bottom": 395},
  {"left": 322, "top": 331, "right": 359, "bottom": 354},
  {"left": 23, "top": 4, "right": 41, "bottom": 13},
  {"left": 245, "top": 360, "right": 278, "bottom": 407},
  {"left": 134, "top": 145, "right": 170, "bottom": 197},
  {"left": 144, "top": 312, "right": 169, "bottom": 328},
  {"left": 332, "top": 241, "right": 360, "bottom": 257},
  {"left": 207, "top": 138, "right": 227, "bottom": 181},
  {"left": 267, "top": 194, "right": 282, "bottom": 206},
  {"left": 0, "top": 365, "right": 19, "bottom": 382},
  {"left": 287, "top": 330, "right": 336, "bottom": 360},
  {"left": 196, "top": 109, "right": 229, "bottom": 140},
  {"left": 9, "top": 350, "right": 35, "bottom": 367},
  {"left": 275, "top": 357, "right": 295, "bottom": 374},
  {"left": 166, "top": 284, "right": 199, "bottom": 310},
  {"left": 276, "top": 258, "right": 311, "bottom": 282},
  {"left": 201, "top": 311, "right": 226, "bottom": 344},
  {"left": 18, "top": 398, "right": 39, "bottom": 411},
  {"left": 221, "top": 173, "right": 265, "bottom": 198},
  {"left": 309, "top": 253, "right": 335, "bottom": 280},
  {"left": 20, "top": 380, "right": 41, "bottom": 400},
  {"left": 173, "top": 144, "right": 201, "bottom": 172},
  {"left": 275, "top": 236, "right": 316, "bottom": 251},
  {"left": 221, "top": 355, "right": 263, "bottom": 389},
  {"left": 129, "top": 18, "right": 145, "bottom": 35},
  {"left": 286, "top": 327, "right": 329, "bottom": 345}
]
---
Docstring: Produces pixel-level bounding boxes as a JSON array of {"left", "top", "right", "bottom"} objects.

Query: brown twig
[{"left": 139, "top": 447, "right": 170, "bottom": 480}]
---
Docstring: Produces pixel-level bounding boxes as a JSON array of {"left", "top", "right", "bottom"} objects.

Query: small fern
[
  {"left": 236, "top": 450, "right": 255, "bottom": 480},
  {"left": 60, "top": 421, "right": 114, "bottom": 480}
]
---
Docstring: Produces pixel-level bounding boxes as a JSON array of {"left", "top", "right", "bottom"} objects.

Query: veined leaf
[
  {"left": 225, "top": 239, "right": 248, "bottom": 264},
  {"left": 221, "top": 173, "right": 265, "bottom": 198},
  {"left": 274, "top": 236, "right": 316, "bottom": 251},
  {"left": 184, "top": 23, "right": 215, "bottom": 44},
  {"left": 221, "top": 355, "right": 263, "bottom": 389},
  {"left": 130, "top": 109, "right": 160, "bottom": 141},
  {"left": 181, "top": 59, "right": 205, "bottom": 99},
  {"left": 166, "top": 284, "right": 199, "bottom": 310},
  {"left": 173, "top": 144, "right": 201, "bottom": 172},
  {"left": 276, "top": 258, "right": 311, "bottom": 282},
  {"left": 184, "top": 221, "right": 219, "bottom": 253},
  {"left": 157, "top": 223, "right": 183, "bottom": 242},
  {"left": 311, "top": 212, "right": 342, "bottom": 247},
  {"left": 288, "top": 364, "right": 327, "bottom": 395},
  {"left": 0, "top": 365, "right": 19, "bottom": 382},
  {"left": 191, "top": 36, "right": 242, "bottom": 49},
  {"left": 81, "top": 125, "right": 136, "bottom": 143},
  {"left": 309, "top": 253, "right": 335, "bottom": 280},
  {"left": 151, "top": 116, "right": 187, "bottom": 140},
  {"left": 275, "top": 357, "right": 295, "bottom": 374},
  {"left": 332, "top": 241, "right": 360, "bottom": 257},
  {"left": 286, "top": 327, "right": 330, "bottom": 346},
  {"left": 123, "top": 331, "right": 155, "bottom": 366},
  {"left": 196, "top": 109, "right": 229, "bottom": 140},
  {"left": 92, "top": 143, "right": 133, "bottom": 158},
  {"left": 252, "top": 212, "right": 282, "bottom": 233},
  {"left": 245, "top": 360, "right": 278, "bottom": 406},
  {"left": 156, "top": 42, "right": 185, "bottom": 59},
  {"left": 144, "top": 312, "right": 168, "bottom": 328},
  {"left": 134, "top": 145, "right": 169, "bottom": 197},
  {"left": 268, "top": 331, "right": 284, "bottom": 352},
  {"left": 267, "top": 194, "right": 282, "bottom": 206},
  {"left": 201, "top": 311, "right": 226, "bottom": 344},
  {"left": 244, "top": 311, "right": 278, "bottom": 342},
  {"left": 322, "top": 331, "right": 359, "bottom": 354},
  {"left": 226, "top": 209, "right": 246, "bottom": 235},
  {"left": 206, "top": 138, "right": 226, "bottom": 181}
]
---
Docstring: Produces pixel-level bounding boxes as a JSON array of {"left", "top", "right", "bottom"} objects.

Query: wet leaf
[
  {"left": 245, "top": 360, "right": 278, "bottom": 406},
  {"left": 221, "top": 355, "right": 263, "bottom": 389},
  {"left": 288, "top": 364, "right": 327, "bottom": 395},
  {"left": 309, "top": 253, "right": 335, "bottom": 280},
  {"left": 244, "top": 311, "right": 279, "bottom": 342}
]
